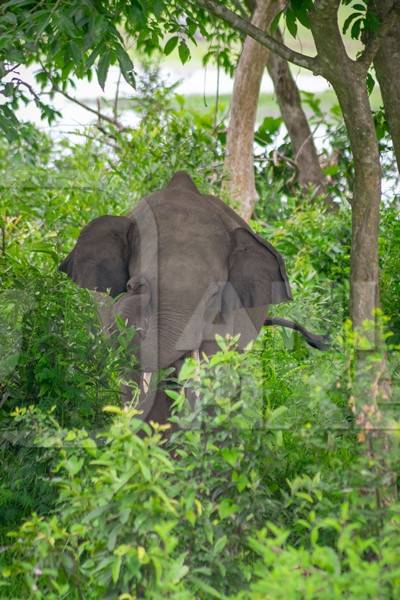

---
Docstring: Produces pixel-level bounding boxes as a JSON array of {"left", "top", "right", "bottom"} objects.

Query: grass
[{"left": 107, "top": 86, "right": 383, "bottom": 124}]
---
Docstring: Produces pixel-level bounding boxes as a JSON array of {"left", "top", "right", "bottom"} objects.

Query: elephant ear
[
  {"left": 225, "top": 228, "right": 292, "bottom": 311},
  {"left": 58, "top": 215, "right": 136, "bottom": 298}
]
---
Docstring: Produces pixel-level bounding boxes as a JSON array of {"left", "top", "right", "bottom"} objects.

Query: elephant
[{"left": 59, "top": 171, "right": 328, "bottom": 422}]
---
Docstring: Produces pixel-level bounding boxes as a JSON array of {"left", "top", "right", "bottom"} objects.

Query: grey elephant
[{"left": 59, "top": 172, "right": 328, "bottom": 422}]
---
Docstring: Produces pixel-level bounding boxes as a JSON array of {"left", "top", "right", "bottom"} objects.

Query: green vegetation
[
  {"left": 1, "top": 78, "right": 399, "bottom": 598},
  {"left": 177, "top": 88, "right": 383, "bottom": 120}
]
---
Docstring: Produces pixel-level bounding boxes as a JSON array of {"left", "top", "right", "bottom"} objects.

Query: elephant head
[{"left": 59, "top": 172, "right": 295, "bottom": 374}]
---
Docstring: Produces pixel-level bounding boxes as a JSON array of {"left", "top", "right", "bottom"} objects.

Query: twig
[
  {"left": 52, "top": 84, "right": 125, "bottom": 130},
  {"left": 11, "top": 77, "right": 43, "bottom": 103},
  {"left": 214, "top": 42, "right": 220, "bottom": 129},
  {"left": 114, "top": 71, "right": 122, "bottom": 122},
  {"left": 294, "top": 124, "right": 319, "bottom": 164},
  {"left": 4, "top": 63, "right": 21, "bottom": 76},
  {"left": 64, "top": 129, "right": 121, "bottom": 152}
]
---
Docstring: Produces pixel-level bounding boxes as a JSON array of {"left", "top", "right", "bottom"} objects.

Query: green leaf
[
  {"left": 112, "top": 556, "right": 122, "bottom": 583},
  {"left": 178, "top": 358, "right": 196, "bottom": 382},
  {"left": 116, "top": 46, "right": 135, "bottom": 88},
  {"left": 190, "top": 576, "right": 225, "bottom": 599},
  {"left": 267, "top": 405, "right": 288, "bottom": 424},
  {"left": 97, "top": 50, "right": 111, "bottom": 90},
  {"left": 285, "top": 10, "right": 298, "bottom": 38},
  {"left": 168, "top": 554, "right": 189, "bottom": 584},
  {"left": 0, "top": 113, "right": 19, "bottom": 142},
  {"left": 63, "top": 456, "right": 84, "bottom": 476},
  {"left": 351, "top": 18, "right": 362, "bottom": 40},
  {"left": 366, "top": 72, "right": 375, "bottom": 95},
  {"left": 343, "top": 12, "right": 360, "bottom": 35},
  {"left": 214, "top": 535, "right": 227, "bottom": 555},
  {"left": 221, "top": 447, "right": 240, "bottom": 467},
  {"left": 270, "top": 9, "right": 284, "bottom": 33},
  {"left": 291, "top": 0, "right": 311, "bottom": 29},
  {"left": 323, "top": 165, "right": 340, "bottom": 176},
  {"left": 165, "top": 389, "right": 181, "bottom": 401},
  {"left": 218, "top": 498, "right": 239, "bottom": 520},
  {"left": 254, "top": 116, "right": 282, "bottom": 145},
  {"left": 86, "top": 47, "right": 100, "bottom": 69},
  {"left": 178, "top": 41, "right": 190, "bottom": 64},
  {"left": 164, "top": 36, "right": 179, "bottom": 56},
  {"left": 295, "top": 9, "right": 310, "bottom": 29},
  {"left": 103, "top": 405, "right": 123, "bottom": 414},
  {"left": 114, "top": 544, "right": 132, "bottom": 557},
  {"left": 30, "top": 242, "right": 59, "bottom": 263}
]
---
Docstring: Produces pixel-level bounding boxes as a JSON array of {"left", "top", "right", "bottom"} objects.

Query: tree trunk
[
  {"left": 224, "top": 0, "right": 326, "bottom": 220},
  {"left": 222, "top": 0, "right": 278, "bottom": 221},
  {"left": 308, "top": 3, "right": 380, "bottom": 328},
  {"left": 337, "top": 75, "right": 381, "bottom": 329},
  {"left": 370, "top": 0, "right": 400, "bottom": 174},
  {"left": 266, "top": 30, "right": 326, "bottom": 192},
  {"left": 309, "top": 0, "right": 396, "bottom": 507}
]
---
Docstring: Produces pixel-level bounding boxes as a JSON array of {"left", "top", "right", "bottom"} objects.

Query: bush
[{"left": 2, "top": 336, "right": 400, "bottom": 598}]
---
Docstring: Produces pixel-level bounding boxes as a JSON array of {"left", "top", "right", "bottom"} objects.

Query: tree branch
[
  {"left": 358, "top": 0, "right": 400, "bottom": 69},
  {"left": 193, "top": 0, "right": 322, "bottom": 74},
  {"left": 37, "top": 62, "right": 124, "bottom": 130},
  {"left": 55, "top": 87, "right": 124, "bottom": 129},
  {"left": 11, "top": 77, "right": 43, "bottom": 103}
]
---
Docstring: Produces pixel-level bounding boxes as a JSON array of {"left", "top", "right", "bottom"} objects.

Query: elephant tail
[{"left": 263, "top": 317, "right": 330, "bottom": 350}]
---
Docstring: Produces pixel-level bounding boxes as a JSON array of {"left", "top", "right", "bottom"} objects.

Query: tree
[
  {"left": 369, "top": 0, "right": 400, "bottom": 173},
  {"left": 223, "top": 0, "right": 326, "bottom": 220},
  {"left": 0, "top": 0, "right": 203, "bottom": 140},
  {"left": 222, "top": 0, "right": 278, "bottom": 220},
  {"left": 194, "top": 0, "right": 397, "bottom": 331},
  {"left": 266, "top": 28, "right": 326, "bottom": 194},
  {"left": 195, "top": 0, "right": 399, "bottom": 507}
]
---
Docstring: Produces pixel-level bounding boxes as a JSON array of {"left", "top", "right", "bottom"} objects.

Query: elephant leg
[
  {"left": 121, "top": 354, "right": 202, "bottom": 428},
  {"left": 134, "top": 356, "right": 189, "bottom": 426},
  {"left": 143, "top": 386, "right": 173, "bottom": 426},
  {"left": 120, "top": 369, "right": 141, "bottom": 407},
  {"left": 120, "top": 370, "right": 159, "bottom": 421}
]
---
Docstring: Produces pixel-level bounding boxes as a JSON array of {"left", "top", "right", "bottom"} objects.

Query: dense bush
[
  {"left": 2, "top": 338, "right": 399, "bottom": 598},
  {"left": 1, "top": 81, "right": 400, "bottom": 597}
]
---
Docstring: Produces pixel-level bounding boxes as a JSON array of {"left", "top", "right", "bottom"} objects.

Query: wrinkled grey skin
[{"left": 59, "top": 172, "right": 327, "bottom": 423}]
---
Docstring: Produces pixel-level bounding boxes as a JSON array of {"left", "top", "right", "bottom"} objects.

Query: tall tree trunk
[
  {"left": 370, "top": 0, "right": 400, "bottom": 174},
  {"left": 309, "top": 3, "right": 380, "bottom": 329},
  {"left": 224, "top": 0, "right": 326, "bottom": 220},
  {"left": 266, "top": 30, "right": 326, "bottom": 192},
  {"left": 337, "top": 74, "right": 381, "bottom": 328},
  {"left": 310, "top": 0, "right": 396, "bottom": 507},
  {"left": 223, "top": 0, "right": 277, "bottom": 221}
]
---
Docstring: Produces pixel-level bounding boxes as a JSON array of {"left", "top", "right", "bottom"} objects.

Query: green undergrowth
[{"left": 1, "top": 79, "right": 400, "bottom": 598}]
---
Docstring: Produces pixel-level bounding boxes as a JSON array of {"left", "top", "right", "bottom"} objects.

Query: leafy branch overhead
[
  {"left": 193, "top": 0, "right": 399, "bottom": 76},
  {"left": 0, "top": 0, "right": 397, "bottom": 139}
]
